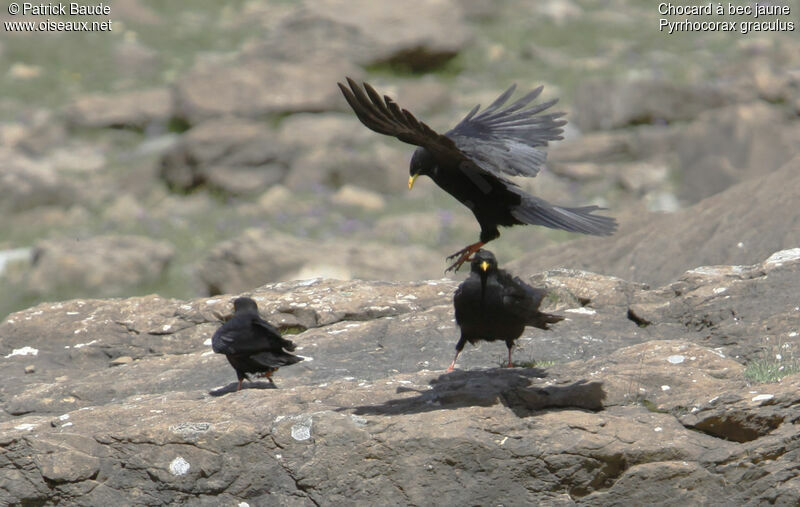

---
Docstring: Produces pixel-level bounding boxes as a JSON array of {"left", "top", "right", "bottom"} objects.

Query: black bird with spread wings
[
  {"left": 450, "top": 249, "right": 563, "bottom": 371},
  {"left": 212, "top": 297, "right": 303, "bottom": 391},
  {"left": 338, "top": 78, "right": 617, "bottom": 271}
]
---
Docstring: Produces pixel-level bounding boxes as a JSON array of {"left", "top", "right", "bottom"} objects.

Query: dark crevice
[{"left": 626, "top": 308, "right": 651, "bottom": 328}]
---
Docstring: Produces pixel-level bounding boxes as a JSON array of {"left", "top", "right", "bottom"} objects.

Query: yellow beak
[
  {"left": 408, "top": 174, "right": 419, "bottom": 190},
  {"left": 480, "top": 261, "right": 490, "bottom": 272}
]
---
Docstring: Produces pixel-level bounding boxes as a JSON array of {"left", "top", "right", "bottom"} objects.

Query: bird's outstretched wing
[
  {"left": 445, "top": 84, "right": 566, "bottom": 179},
  {"left": 338, "top": 78, "right": 466, "bottom": 162}
]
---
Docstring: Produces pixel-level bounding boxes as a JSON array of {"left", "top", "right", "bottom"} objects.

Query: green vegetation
[{"left": 744, "top": 352, "right": 800, "bottom": 383}]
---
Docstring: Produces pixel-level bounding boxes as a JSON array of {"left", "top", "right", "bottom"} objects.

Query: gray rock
[
  {"left": 1, "top": 251, "right": 799, "bottom": 504},
  {"left": 509, "top": 156, "right": 800, "bottom": 287},
  {"left": 174, "top": 57, "right": 361, "bottom": 124},
  {"left": 0, "top": 149, "right": 78, "bottom": 212},
  {"left": 573, "top": 79, "right": 739, "bottom": 131},
  {"left": 248, "top": 0, "right": 471, "bottom": 71},
  {"left": 196, "top": 228, "right": 445, "bottom": 295},
  {"left": 10, "top": 235, "right": 174, "bottom": 298},
  {"left": 65, "top": 88, "right": 173, "bottom": 129},
  {"left": 159, "top": 117, "right": 289, "bottom": 195}
]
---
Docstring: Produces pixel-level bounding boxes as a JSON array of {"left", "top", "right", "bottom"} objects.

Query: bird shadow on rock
[
  {"left": 343, "top": 368, "right": 606, "bottom": 418},
  {"left": 208, "top": 380, "right": 277, "bottom": 397}
]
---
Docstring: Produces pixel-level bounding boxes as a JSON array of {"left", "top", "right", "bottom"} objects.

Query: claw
[{"left": 445, "top": 241, "right": 485, "bottom": 272}]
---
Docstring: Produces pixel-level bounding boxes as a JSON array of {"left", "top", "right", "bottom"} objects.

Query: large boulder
[
  {"left": 196, "top": 228, "right": 445, "bottom": 294},
  {"left": 6, "top": 235, "right": 175, "bottom": 298},
  {"left": 509, "top": 156, "right": 800, "bottom": 287},
  {"left": 1, "top": 250, "right": 799, "bottom": 504},
  {"left": 159, "top": 118, "right": 289, "bottom": 195},
  {"left": 174, "top": 57, "right": 361, "bottom": 124},
  {"left": 247, "top": 0, "right": 471, "bottom": 71},
  {"left": 65, "top": 88, "right": 173, "bottom": 129}
]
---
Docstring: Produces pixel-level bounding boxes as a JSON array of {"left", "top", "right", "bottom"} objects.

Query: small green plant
[
  {"left": 744, "top": 339, "right": 800, "bottom": 383},
  {"left": 744, "top": 357, "right": 800, "bottom": 383}
]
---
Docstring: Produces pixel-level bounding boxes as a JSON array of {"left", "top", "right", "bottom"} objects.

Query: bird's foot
[
  {"left": 445, "top": 242, "right": 485, "bottom": 272},
  {"left": 446, "top": 363, "right": 456, "bottom": 373}
]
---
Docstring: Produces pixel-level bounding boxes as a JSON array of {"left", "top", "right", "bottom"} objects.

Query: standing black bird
[
  {"left": 450, "top": 249, "right": 563, "bottom": 371},
  {"left": 338, "top": 78, "right": 617, "bottom": 271},
  {"left": 212, "top": 297, "right": 303, "bottom": 391}
]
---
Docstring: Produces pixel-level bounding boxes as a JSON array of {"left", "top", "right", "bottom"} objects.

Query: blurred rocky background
[
  {"left": 1, "top": 0, "right": 799, "bottom": 317},
  {"left": 1, "top": 0, "right": 800, "bottom": 503}
]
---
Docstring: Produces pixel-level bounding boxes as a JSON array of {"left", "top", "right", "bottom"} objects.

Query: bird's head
[
  {"left": 232, "top": 296, "right": 259, "bottom": 314},
  {"left": 409, "top": 147, "right": 436, "bottom": 190},
  {"left": 471, "top": 249, "right": 498, "bottom": 275}
]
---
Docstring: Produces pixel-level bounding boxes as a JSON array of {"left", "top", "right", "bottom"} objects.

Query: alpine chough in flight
[
  {"left": 338, "top": 78, "right": 617, "bottom": 271},
  {"left": 450, "top": 249, "right": 563, "bottom": 371},
  {"left": 212, "top": 297, "right": 303, "bottom": 391}
]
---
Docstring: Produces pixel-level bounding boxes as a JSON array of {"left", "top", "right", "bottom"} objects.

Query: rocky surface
[
  {"left": 1, "top": 249, "right": 799, "bottom": 504},
  {"left": 196, "top": 228, "right": 446, "bottom": 294},
  {"left": 4, "top": 235, "right": 175, "bottom": 298},
  {"left": 511, "top": 156, "right": 800, "bottom": 287}
]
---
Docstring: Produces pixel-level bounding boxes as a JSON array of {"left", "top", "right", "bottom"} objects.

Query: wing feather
[{"left": 446, "top": 85, "right": 565, "bottom": 179}]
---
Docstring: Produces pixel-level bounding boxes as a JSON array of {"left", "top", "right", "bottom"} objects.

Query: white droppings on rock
[
  {"left": 169, "top": 456, "right": 190, "bottom": 476},
  {"left": 291, "top": 416, "right": 312, "bottom": 441},
  {"left": 5, "top": 346, "right": 38, "bottom": 358},
  {"left": 162, "top": 324, "right": 172, "bottom": 332},
  {"left": 350, "top": 415, "right": 368, "bottom": 426},
  {"left": 661, "top": 385, "right": 671, "bottom": 391},
  {"left": 709, "top": 348, "right": 726, "bottom": 358},
  {"left": 14, "top": 423, "right": 37, "bottom": 431},
  {"left": 667, "top": 355, "right": 685, "bottom": 364},
  {"left": 59, "top": 414, "right": 70, "bottom": 421},
  {"left": 565, "top": 307, "right": 597, "bottom": 315},
  {"left": 737, "top": 242, "right": 744, "bottom": 248},
  {"left": 318, "top": 383, "right": 328, "bottom": 388},
  {"left": 691, "top": 407, "right": 699, "bottom": 413},
  {"left": 66, "top": 311, "right": 79, "bottom": 316},
  {"left": 654, "top": 427, "right": 663, "bottom": 432},
  {"left": 238, "top": 502, "right": 250, "bottom": 507},
  {"left": 61, "top": 422, "right": 73, "bottom": 428},
  {"left": 203, "top": 338, "right": 212, "bottom": 346},
  {"left": 74, "top": 340, "right": 98, "bottom": 349},
  {"left": 712, "top": 287, "right": 727, "bottom": 295},
  {"left": 751, "top": 394, "right": 774, "bottom": 402},
  {"left": 709, "top": 396, "right": 720, "bottom": 403},
  {"left": 205, "top": 299, "right": 220, "bottom": 305},
  {"left": 789, "top": 332, "right": 798, "bottom": 338}
]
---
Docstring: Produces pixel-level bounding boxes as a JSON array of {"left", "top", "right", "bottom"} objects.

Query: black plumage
[
  {"left": 338, "top": 78, "right": 617, "bottom": 271},
  {"left": 450, "top": 250, "right": 563, "bottom": 371},
  {"left": 211, "top": 297, "right": 303, "bottom": 391}
]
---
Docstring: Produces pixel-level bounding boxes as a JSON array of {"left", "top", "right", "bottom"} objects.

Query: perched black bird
[
  {"left": 450, "top": 250, "right": 563, "bottom": 371},
  {"left": 338, "top": 78, "right": 617, "bottom": 271},
  {"left": 212, "top": 297, "right": 303, "bottom": 391}
]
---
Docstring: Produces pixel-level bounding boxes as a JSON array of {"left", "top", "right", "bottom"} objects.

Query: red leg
[
  {"left": 445, "top": 241, "right": 485, "bottom": 272},
  {"left": 236, "top": 379, "right": 243, "bottom": 391},
  {"left": 506, "top": 347, "right": 513, "bottom": 368},
  {"left": 447, "top": 350, "right": 462, "bottom": 372}
]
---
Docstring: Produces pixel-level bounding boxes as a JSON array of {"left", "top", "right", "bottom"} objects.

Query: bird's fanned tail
[{"left": 512, "top": 200, "right": 617, "bottom": 236}]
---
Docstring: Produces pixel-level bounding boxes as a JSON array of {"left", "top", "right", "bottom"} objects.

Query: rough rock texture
[
  {"left": 511, "top": 156, "right": 800, "bottom": 287},
  {"left": 65, "top": 88, "right": 173, "bottom": 129},
  {"left": 196, "top": 228, "right": 446, "bottom": 295},
  {"left": 159, "top": 117, "right": 289, "bottom": 195},
  {"left": 1, "top": 250, "right": 799, "bottom": 504},
  {"left": 7, "top": 235, "right": 175, "bottom": 298}
]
